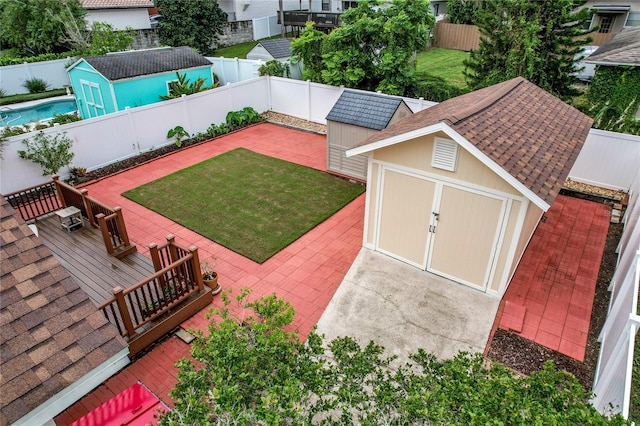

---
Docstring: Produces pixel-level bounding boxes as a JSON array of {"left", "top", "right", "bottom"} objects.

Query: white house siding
[{"left": 85, "top": 9, "right": 152, "bottom": 30}]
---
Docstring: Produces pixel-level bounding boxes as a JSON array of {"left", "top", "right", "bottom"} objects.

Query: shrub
[
  {"left": 23, "top": 78, "right": 50, "bottom": 94},
  {"left": 258, "top": 60, "right": 291, "bottom": 77},
  {"left": 18, "top": 131, "right": 75, "bottom": 176},
  {"left": 50, "top": 113, "right": 81, "bottom": 125}
]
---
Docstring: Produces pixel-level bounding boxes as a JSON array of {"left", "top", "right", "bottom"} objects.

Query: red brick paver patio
[
  {"left": 55, "top": 123, "right": 365, "bottom": 424},
  {"left": 496, "top": 195, "right": 611, "bottom": 361},
  {"left": 55, "top": 124, "right": 608, "bottom": 423}
]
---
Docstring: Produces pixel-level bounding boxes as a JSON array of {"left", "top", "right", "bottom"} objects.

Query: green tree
[
  {"left": 446, "top": 0, "right": 481, "bottom": 24},
  {"left": 464, "top": 0, "right": 593, "bottom": 101},
  {"left": 159, "top": 289, "right": 629, "bottom": 425},
  {"left": 155, "top": 0, "right": 227, "bottom": 55},
  {"left": 0, "top": 0, "right": 86, "bottom": 54},
  {"left": 290, "top": 22, "right": 327, "bottom": 82},
  {"left": 321, "top": 0, "right": 434, "bottom": 96},
  {"left": 18, "top": 131, "right": 74, "bottom": 176},
  {"left": 87, "top": 22, "right": 135, "bottom": 55}
]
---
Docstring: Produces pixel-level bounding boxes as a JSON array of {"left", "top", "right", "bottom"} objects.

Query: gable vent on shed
[{"left": 432, "top": 137, "right": 459, "bottom": 172}]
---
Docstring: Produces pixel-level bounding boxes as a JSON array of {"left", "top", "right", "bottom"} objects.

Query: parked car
[
  {"left": 150, "top": 14, "right": 161, "bottom": 28},
  {"left": 574, "top": 46, "right": 599, "bottom": 81}
]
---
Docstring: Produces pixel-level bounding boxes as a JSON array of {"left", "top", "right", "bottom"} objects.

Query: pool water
[{"left": 0, "top": 99, "right": 78, "bottom": 126}]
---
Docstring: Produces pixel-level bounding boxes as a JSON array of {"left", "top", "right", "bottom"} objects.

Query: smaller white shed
[
  {"left": 246, "top": 39, "right": 292, "bottom": 62},
  {"left": 326, "top": 90, "right": 413, "bottom": 181}
]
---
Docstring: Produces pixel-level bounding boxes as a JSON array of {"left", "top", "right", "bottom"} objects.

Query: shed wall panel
[
  {"left": 366, "top": 161, "right": 379, "bottom": 246},
  {"left": 510, "top": 202, "right": 544, "bottom": 279},
  {"left": 372, "top": 132, "right": 521, "bottom": 196},
  {"left": 327, "top": 121, "right": 375, "bottom": 180},
  {"left": 490, "top": 199, "right": 521, "bottom": 292}
]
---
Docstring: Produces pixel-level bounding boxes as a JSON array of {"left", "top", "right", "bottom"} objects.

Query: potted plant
[{"left": 201, "top": 259, "right": 221, "bottom": 295}]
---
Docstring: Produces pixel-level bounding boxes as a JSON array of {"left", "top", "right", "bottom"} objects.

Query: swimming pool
[{"left": 0, "top": 98, "right": 78, "bottom": 126}]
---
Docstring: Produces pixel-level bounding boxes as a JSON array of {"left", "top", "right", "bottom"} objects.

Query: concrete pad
[{"left": 316, "top": 248, "right": 500, "bottom": 362}]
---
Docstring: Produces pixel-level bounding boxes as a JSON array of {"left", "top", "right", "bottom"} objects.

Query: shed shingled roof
[
  {"left": 256, "top": 39, "right": 292, "bottom": 59},
  {"left": 0, "top": 199, "right": 127, "bottom": 425},
  {"left": 353, "top": 77, "right": 593, "bottom": 207},
  {"left": 82, "top": 0, "right": 153, "bottom": 8},
  {"left": 82, "top": 46, "right": 211, "bottom": 81},
  {"left": 586, "top": 27, "right": 640, "bottom": 66},
  {"left": 326, "top": 90, "right": 407, "bottom": 131}
]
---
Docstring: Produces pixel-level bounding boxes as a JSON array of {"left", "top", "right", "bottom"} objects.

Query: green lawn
[
  {"left": 415, "top": 47, "right": 470, "bottom": 89},
  {"left": 123, "top": 148, "right": 365, "bottom": 263}
]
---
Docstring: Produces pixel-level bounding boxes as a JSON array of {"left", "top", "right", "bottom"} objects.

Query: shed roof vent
[{"left": 432, "top": 137, "right": 459, "bottom": 172}]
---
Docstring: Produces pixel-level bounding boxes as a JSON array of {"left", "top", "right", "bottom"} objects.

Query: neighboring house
[
  {"left": 586, "top": 26, "right": 640, "bottom": 67},
  {"left": 582, "top": 1, "right": 640, "bottom": 34},
  {"left": 218, "top": 0, "right": 300, "bottom": 21},
  {"left": 82, "top": 0, "right": 155, "bottom": 30},
  {"left": 0, "top": 199, "right": 129, "bottom": 426},
  {"left": 326, "top": 90, "right": 413, "bottom": 181},
  {"left": 67, "top": 46, "right": 215, "bottom": 119},
  {"left": 246, "top": 39, "right": 292, "bottom": 62},
  {"left": 346, "top": 77, "right": 593, "bottom": 296}
]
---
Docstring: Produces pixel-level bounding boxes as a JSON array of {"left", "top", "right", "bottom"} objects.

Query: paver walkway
[
  {"left": 496, "top": 195, "right": 611, "bottom": 361},
  {"left": 55, "top": 123, "right": 365, "bottom": 424}
]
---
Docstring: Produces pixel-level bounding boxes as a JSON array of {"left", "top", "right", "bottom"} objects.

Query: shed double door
[{"left": 375, "top": 168, "right": 506, "bottom": 291}]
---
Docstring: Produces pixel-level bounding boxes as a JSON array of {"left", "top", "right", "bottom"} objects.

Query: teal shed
[{"left": 67, "top": 46, "right": 214, "bottom": 118}]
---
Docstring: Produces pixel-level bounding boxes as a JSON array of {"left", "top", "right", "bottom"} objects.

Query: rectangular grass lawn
[{"left": 123, "top": 148, "right": 365, "bottom": 263}]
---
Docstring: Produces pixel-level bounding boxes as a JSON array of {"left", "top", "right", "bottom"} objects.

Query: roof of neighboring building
[
  {"left": 80, "top": 47, "right": 211, "bottom": 81},
  {"left": 0, "top": 199, "right": 127, "bottom": 425},
  {"left": 82, "top": 0, "right": 154, "bottom": 8},
  {"left": 326, "top": 90, "right": 409, "bottom": 130},
  {"left": 350, "top": 77, "right": 593, "bottom": 208},
  {"left": 255, "top": 39, "right": 292, "bottom": 59},
  {"left": 586, "top": 26, "right": 640, "bottom": 66}
]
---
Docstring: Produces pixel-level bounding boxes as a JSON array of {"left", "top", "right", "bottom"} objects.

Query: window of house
[
  {"left": 343, "top": 1, "right": 358, "bottom": 10},
  {"left": 625, "top": 12, "right": 640, "bottom": 27},
  {"left": 167, "top": 80, "right": 179, "bottom": 97},
  {"left": 322, "top": 0, "right": 329, "bottom": 11},
  {"left": 598, "top": 15, "right": 616, "bottom": 33}
]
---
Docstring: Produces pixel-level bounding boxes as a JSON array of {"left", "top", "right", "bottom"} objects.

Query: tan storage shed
[
  {"left": 347, "top": 77, "right": 593, "bottom": 296},
  {"left": 326, "top": 90, "right": 413, "bottom": 181}
]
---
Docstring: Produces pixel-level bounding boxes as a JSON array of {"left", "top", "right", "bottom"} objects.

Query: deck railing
[
  {"left": 98, "top": 236, "right": 208, "bottom": 356},
  {"left": 4, "top": 181, "right": 61, "bottom": 221},
  {"left": 3, "top": 176, "right": 135, "bottom": 258}
]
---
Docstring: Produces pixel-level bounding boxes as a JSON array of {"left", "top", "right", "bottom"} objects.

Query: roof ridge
[{"left": 447, "top": 77, "right": 525, "bottom": 125}]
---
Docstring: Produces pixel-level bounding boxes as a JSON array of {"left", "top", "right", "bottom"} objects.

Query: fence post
[
  {"left": 52, "top": 175, "right": 67, "bottom": 207},
  {"left": 96, "top": 213, "right": 115, "bottom": 256},
  {"left": 166, "top": 234, "right": 179, "bottom": 263},
  {"left": 113, "top": 286, "right": 136, "bottom": 337},
  {"left": 114, "top": 207, "right": 132, "bottom": 250},
  {"left": 189, "top": 245, "right": 205, "bottom": 292},
  {"left": 148, "top": 243, "right": 162, "bottom": 272},
  {"left": 79, "top": 189, "right": 96, "bottom": 226}
]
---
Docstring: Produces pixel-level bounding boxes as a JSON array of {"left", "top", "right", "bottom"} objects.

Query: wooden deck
[{"left": 35, "top": 214, "right": 154, "bottom": 306}]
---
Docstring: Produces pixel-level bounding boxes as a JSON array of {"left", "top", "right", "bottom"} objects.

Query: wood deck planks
[{"left": 35, "top": 215, "right": 155, "bottom": 305}]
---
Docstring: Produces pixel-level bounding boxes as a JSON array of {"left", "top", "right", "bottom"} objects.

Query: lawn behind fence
[{"left": 123, "top": 148, "right": 365, "bottom": 263}]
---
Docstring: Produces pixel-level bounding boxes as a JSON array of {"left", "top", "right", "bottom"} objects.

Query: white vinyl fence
[
  {"left": 207, "top": 57, "right": 263, "bottom": 86},
  {"left": 592, "top": 170, "right": 640, "bottom": 419},
  {"left": 252, "top": 15, "right": 281, "bottom": 40},
  {"left": 0, "top": 58, "right": 72, "bottom": 96},
  {"left": 568, "top": 129, "right": 640, "bottom": 191}
]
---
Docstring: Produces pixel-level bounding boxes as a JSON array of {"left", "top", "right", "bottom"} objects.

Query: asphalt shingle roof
[
  {"left": 83, "top": 46, "right": 211, "bottom": 81},
  {"left": 256, "top": 39, "right": 292, "bottom": 59},
  {"left": 587, "top": 27, "right": 640, "bottom": 66},
  {"left": 0, "top": 199, "right": 127, "bottom": 425},
  {"left": 82, "top": 0, "right": 153, "bottom": 8},
  {"left": 326, "top": 90, "right": 406, "bottom": 131},
  {"left": 354, "top": 77, "right": 593, "bottom": 206}
]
